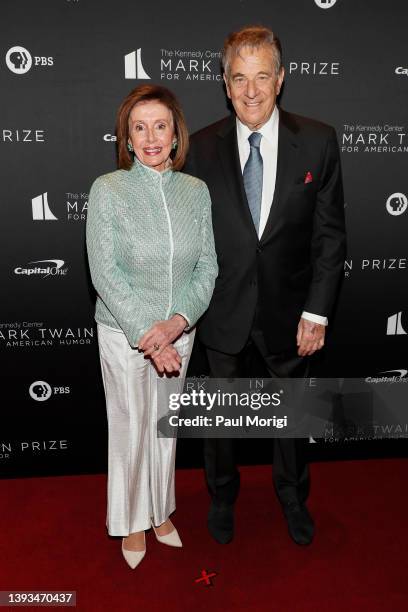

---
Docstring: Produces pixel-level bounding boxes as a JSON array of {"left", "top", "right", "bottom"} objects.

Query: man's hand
[
  {"left": 151, "top": 345, "right": 182, "bottom": 374},
  {"left": 138, "top": 315, "right": 187, "bottom": 357},
  {"left": 296, "top": 318, "right": 325, "bottom": 357}
]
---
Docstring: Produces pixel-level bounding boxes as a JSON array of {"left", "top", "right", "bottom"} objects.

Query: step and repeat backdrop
[{"left": 1, "top": 0, "right": 407, "bottom": 477}]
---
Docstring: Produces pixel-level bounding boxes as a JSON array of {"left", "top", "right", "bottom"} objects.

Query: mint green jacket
[{"left": 86, "top": 159, "right": 218, "bottom": 347}]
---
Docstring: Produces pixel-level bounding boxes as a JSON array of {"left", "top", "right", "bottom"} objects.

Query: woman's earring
[
  {"left": 127, "top": 142, "right": 134, "bottom": 152},
  {"left": 172, "top": 140, "right": 178, "bottom": 150}
]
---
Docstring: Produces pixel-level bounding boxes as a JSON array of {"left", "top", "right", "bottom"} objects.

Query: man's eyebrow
[{"left": 231, "top": 70, "right": 272, "bottom": 78}]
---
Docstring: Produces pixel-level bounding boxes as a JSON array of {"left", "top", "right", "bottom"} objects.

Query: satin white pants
[{"left": 97, "top": 324, "right": 195, "bottom": 536}]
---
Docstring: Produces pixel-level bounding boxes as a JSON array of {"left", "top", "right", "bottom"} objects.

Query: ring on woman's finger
[{"left": 153, "top": 343, "right": 160, "bottom": 352}]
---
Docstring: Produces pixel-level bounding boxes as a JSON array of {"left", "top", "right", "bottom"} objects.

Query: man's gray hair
[{"left": 222, "top": 25, "right": 283, "bottom": 79}]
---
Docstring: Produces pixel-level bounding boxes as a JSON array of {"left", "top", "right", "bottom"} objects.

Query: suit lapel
[
  {"left": 216, "top": 117, "right": 259, "bottom": 241},
  {"left": 260, "top": 110, "right": 300, "bottom": 246}
]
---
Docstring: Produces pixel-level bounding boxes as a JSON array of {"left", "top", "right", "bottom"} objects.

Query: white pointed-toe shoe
[
  {"left": 151, "top": 520, "right": 182, "bottom": 548},
  {"left": 121, "top": 533, "right": 146, "bottom": 569}
]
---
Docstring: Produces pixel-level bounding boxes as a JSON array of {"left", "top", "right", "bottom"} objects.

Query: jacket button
[
  {"left": 250, "top": 279, "right": 257, "bottom": 287},
  {"left": 256, "top": 246, "right": 262, "bottom": 253}
]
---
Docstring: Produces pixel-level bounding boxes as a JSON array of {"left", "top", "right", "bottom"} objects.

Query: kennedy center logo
[
  {"left": 124, "top": 49, "right": 151, "bottom": 79},
  {"left": 387, "top": 312, "right": 407, "bottom": 336},
  {"left": 32, "top": 193, "right": 57, "bottom": 220}
]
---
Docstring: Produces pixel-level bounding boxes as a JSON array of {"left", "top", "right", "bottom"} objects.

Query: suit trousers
[
  {"left": 97, "top": 323, "right": 195, "bottom": 536},
  {"left": 204, "top": 329, "right": 310, "bottom": 508}
]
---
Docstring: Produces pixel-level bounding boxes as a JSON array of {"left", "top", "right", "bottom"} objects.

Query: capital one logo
[
  {"left": 29, "top": 381, "right": 52, "bottom": 401},
  {"left": 32, "top": 193, "right": 57, "bottom": 220},
  {"left": 395, "top": 67, "right": 408, "bottom": 76},
  {"left": 387, "top": 312, "right": 407, "bottom": 335},
  {"left": 386, "top": 193, "right": 407, "bottom": 216},
  {"left": 6, "top": 46, "right": 32, "bottom": 74},
  {"left": 14, "top": 259, "right": 68, "bottom": 277},
  {"left": 124, "top": 49, "right": 151, "bottom": 79},
  {"left": 380, "top": 369, "right": 408, "bottom": 378},
  {"left": 314, "top": 0, "right": 337, "bottom": 8}
]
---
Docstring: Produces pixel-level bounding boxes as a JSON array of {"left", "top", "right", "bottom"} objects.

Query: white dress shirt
[{"left": 236, "top": 107, "right": 328, "bottom": 327}]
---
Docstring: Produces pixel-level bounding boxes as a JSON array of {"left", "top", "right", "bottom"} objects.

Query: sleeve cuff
[
  {"left": 174, "top": 312, "right": 191, "bottom": 331},
  {"left": 302, "top": 311, "right": 328, "bottom": 326}
]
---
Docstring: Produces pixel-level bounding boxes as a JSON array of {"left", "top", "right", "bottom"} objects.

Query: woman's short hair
[
  {"left": 116, "top": 84, "right": 189, "bottom": 171},
  {"left": 222, "top": 25, "right": 283, "bottom": 79}
]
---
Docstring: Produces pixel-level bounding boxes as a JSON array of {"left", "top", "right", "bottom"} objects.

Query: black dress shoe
[
  {"left": 282, "top": 501, "right": 314, "bottom": 545},
  {"left": 207, "top": 501, "right": 234, "bottom": 544}
]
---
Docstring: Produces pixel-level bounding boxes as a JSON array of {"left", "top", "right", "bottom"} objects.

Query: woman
[{"left": 86, "top": 84, "right": 217, "bottom": 569}]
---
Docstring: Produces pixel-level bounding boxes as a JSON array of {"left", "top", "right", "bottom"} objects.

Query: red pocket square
[{"left": 304, "top": 171, "right": 313, "bottom": 184}]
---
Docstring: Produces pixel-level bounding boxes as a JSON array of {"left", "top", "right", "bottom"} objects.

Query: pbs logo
[
  {"left": 29, "top": 381, "right": 52, "bottom": 402},
  {"left": 314, "top": 0, "right": 337, "bottom": 8},
  {"left": 386, "top": 193, "right": 408, "bottom": 216},
  {"left": 29, "top": 381, "right": 71, "bottom": 402},
  {"left": 6, "top": 46, "right": 32, "bottom": 74},
  {"left": 5, "top": 46, "right": 53, "bottom": 74}
]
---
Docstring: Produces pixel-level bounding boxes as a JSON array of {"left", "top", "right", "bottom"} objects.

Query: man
[{"left": 184, "top": 26, "right": 346, "bottom": 546}]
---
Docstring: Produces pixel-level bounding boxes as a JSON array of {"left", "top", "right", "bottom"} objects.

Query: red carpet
[{"left": 1, "top": 460, "right": 407, "bottom": 612}]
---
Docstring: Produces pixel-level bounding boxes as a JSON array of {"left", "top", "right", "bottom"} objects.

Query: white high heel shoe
[
  {"left": 151, "top": 520, "right": 182, "bottom": 548},
  {"left": 121, "top": 533, "right": 146, "bottom": 569}
]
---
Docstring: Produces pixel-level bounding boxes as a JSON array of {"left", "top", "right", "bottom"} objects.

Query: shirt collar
[{"left": 236, "top": 105, "right": 279, "bottom": 146}]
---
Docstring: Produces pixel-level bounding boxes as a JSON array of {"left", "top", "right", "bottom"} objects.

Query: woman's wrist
[{"left": 171, "top": 313, "right": 188, "bottom": 331}]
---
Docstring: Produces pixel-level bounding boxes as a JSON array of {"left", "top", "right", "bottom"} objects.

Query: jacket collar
[
  {"left": 260, "top": 108, "right": 300, "bottom": 246},
  {"left": 129, "top": 156, "right": 174, "bottom": 186},
  {"left": 216, "top": 114, "right": 258, "bottom": 239}
]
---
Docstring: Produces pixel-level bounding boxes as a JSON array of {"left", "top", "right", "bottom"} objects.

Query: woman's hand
[
  {"left": 151, "top": 345, "right": 182, "bottom": 374},
  {"left": 138, "top": 315, "right": 187, "bottom": 357}
]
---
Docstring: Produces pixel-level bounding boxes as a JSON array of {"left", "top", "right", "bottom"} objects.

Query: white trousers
[{"left": 97, "top": 324, "right": 195, "bottom": 536}]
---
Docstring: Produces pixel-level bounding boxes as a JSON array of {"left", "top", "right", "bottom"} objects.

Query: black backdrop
[{"left": 1, "top": 0, "right": 407, "bottom": 478}]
